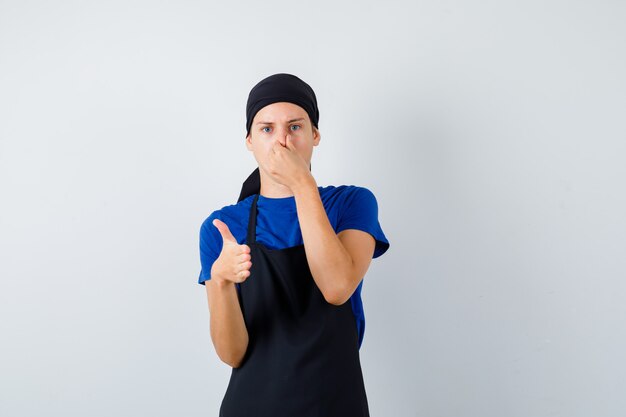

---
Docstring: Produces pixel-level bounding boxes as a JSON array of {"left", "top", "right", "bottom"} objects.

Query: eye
[
  {"left": 290, "top": 125, "right": 301, "bottom": 131},
  {"left": 261, "top": 126, "right": 271, "bottom": 133}
]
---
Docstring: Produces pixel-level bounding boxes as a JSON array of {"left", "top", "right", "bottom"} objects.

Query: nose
[{"left": 274, "top": 127, "right": 291, "bottom": 146}]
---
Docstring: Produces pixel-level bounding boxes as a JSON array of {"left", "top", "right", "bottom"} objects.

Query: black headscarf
[{"left": 237, "top": 73, "right": 319, "bottom": 203}]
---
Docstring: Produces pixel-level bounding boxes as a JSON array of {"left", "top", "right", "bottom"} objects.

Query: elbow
[
  {"left": 214, "top": 334, "right": 249, "bottom": 368},
  {"left": 225, "top": 356, "right": 244, "bottom": 369},
  {"left": 218, "top": 345, "right": 247, "bottom": 368},
  {"left": 322, "top": 284, "right": 352, "bottom": 306},
  {"left": 325, "top": 296, "right": 349, "bottom": 306},
  {"left": 321, "top": 268, "right": 357, "bottom": 306}
]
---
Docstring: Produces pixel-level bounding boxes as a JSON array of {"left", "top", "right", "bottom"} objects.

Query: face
[{"left": 245, "top": 101, "right": 320, "bottom": 171}]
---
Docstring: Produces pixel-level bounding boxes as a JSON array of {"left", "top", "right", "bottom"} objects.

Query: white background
[{"left": 1, "top": 1, "right": 625, "bottom": 416}]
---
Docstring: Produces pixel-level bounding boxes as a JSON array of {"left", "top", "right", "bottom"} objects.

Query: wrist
[
  {"left": 211, "top": 273, "right": 234, "bottom": 289},
  {"left": 291, "top": 174, "right": 317, "bottom": 196},
  {"left": 210, "top": 262, "right": 230, "bottom": 288}
]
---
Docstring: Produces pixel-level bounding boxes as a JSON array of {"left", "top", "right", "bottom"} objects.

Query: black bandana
[{"left": 245, "top": 73, "right": 319, "bottom": 137}]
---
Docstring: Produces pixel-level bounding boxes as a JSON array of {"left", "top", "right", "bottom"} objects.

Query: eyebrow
[{"left": 256, "top": 118, "right": 305, "bottom": 125}]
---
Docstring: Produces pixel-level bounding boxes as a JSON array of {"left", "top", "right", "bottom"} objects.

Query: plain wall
[{"left": 1, "top": 1, "right": 624, "bottom": 416}]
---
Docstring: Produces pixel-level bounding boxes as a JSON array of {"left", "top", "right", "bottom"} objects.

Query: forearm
[
  {"left": 205, "top": 269, "right": 249, "bottom": 367},
  {"left": 292, "top": 177, "right": 354, "bottom": 305}
]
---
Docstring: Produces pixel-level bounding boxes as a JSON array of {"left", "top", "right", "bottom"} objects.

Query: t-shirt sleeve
[
  {"left": 335, "top": 186, "right": 390, "bottom": 258},
  {"left": 198, "top": 212, "right": 222, "bottom": 285}
]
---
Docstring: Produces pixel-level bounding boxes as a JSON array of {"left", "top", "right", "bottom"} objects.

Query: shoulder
[
  {"left": 319, "top": 184, "right": 375, "bottom": 199},
  {"left": 319, "top": 184, "right": 379, "bottom": 208},
  {"left": 199, "top": 195, "right": 255, "bottom": 245},
  {"left": 204, "top": 193, "right": 257, "bottom": 223}
]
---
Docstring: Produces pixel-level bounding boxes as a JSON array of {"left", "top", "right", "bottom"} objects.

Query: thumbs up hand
[{"left": 210, "top": 219, "right": 252, "bottom": 285}]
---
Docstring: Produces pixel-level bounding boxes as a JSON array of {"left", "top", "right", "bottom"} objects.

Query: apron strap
[{"left": 246, "top": 193, "right": 259, "bottom": 245}]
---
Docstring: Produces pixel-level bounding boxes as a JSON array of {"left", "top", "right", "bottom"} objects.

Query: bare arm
[
  {"left": 205, "top": 258, "right": 249, "bottom": 368},
  {"left": 291, "top": 177, "right": 376, "bottom": 305}
]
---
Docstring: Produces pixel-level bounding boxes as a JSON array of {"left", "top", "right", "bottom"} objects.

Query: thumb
[{"left": 212, "top": 219, "right": 237, "bottom": 244}]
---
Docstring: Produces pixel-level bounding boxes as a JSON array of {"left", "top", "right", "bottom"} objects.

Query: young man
[{"left": 198, "top": 73, "right": 390, "bottom": 416}]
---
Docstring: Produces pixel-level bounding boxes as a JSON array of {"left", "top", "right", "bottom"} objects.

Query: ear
[
  {"left": 245, "top": 133, "right": 253, "bottom": 151},
  {"left": 312, "top": 127, "right": 321, "bottom": 146}
]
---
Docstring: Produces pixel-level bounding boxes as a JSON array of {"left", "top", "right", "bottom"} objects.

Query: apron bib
[{"left": 219, "top": 193, "right": 370, "bottom": 417}]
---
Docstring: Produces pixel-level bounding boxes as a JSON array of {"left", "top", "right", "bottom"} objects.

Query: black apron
[{"left": 219, "top": 193, "right": 370, "bottom": 417}]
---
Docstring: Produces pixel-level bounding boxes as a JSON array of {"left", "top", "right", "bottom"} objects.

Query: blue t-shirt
[{"left": 198, "top": 184, "right": 390, "bottom": 349}]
